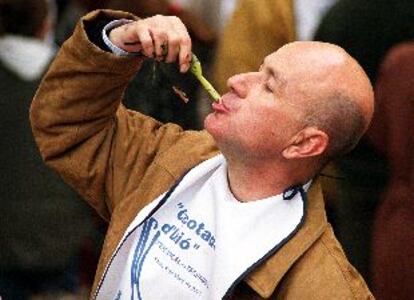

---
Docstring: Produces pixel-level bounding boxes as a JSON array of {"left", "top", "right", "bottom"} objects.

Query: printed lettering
[
  {"left": 175, "top": 203, "right": 217, "bottom": 251},
  {"left": 161, "top": 223, "right": 175, "bottom": 234},
  {"left": 187, "top": 219, "right": 197, "bottom": 230},
  {"left": 170, "top": 228, "right": 184, "bottom": 244},
  {"left": 180, "top": 238, "right": 191, "bottom": 250},
  {"left": 208, "top": 236, "right": 216, "bottom": 249},
  {"left": 177, "top": 209, "right": 189, "bottom": 223},
  {"left": 201, "top": 230, "right": 211, "bottom": 242},
  {"left": 196, "top": 223, "right": 205, "bottom": 235}
]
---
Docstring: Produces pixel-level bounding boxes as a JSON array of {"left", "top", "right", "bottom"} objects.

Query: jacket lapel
[{"left": 244, "top": 180, "right": 328, "bottom": 298}]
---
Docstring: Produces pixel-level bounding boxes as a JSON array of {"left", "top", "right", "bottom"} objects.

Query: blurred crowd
[{"left": 0, "top": 0, "right": 412, "bottom": 299}]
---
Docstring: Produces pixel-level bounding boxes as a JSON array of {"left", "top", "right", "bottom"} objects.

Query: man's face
[{"left": 204, "top": 52, "right": 305, "bottom": 158}]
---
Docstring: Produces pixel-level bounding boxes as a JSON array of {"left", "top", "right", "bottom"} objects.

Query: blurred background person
[
  {"left": 171, "top": 0, "right": 237, "bottom": 36},
  {"left": 367, "top": 41, "right": 414, "bottom": 300},
  {"left": 54, "top": 0, "right": 110, "bottom": 46},
  {"left": 0, "top": 0, "right": 95, "bottom": 298},
  {"left": 314, "top": 0, "right": 414, "bottom": 286}
]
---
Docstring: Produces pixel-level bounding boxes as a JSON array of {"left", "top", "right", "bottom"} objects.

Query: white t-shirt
[{"left": 95, "top": 155, "right": 309, "bottom": 300}]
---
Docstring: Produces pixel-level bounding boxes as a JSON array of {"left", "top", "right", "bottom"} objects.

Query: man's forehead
[
  {"left": 262, "top": 45, "right": 347, "bottom": 83},
  {"left": 262, "top": 52, "right": 279, "bottom": 67},
  {"left": 261, "top": 50, "right": 294, "bottom": 78}
]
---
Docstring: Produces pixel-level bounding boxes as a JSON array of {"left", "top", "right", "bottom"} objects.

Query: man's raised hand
[{"left": 109, "top": 15, "right": 192, "bottom": 73}]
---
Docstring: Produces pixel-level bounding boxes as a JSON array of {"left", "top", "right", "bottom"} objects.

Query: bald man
[{"left": 30, "top": 10, "right": 374, "bottom": 299}]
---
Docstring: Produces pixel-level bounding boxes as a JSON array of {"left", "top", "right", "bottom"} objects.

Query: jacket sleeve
[{"left": 30, "top": 10, "right": 189, "bottom": 221}]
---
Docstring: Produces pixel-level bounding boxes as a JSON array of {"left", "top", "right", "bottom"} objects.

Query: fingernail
[
  {"left": 144, "top": 47, "right": 154, "bottom": 58},
  {"left": 180, "top": 63, "right": 189, "bottom": 73}
]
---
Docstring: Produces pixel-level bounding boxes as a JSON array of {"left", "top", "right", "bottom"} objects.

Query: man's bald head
[{"left": 269, "top": 41, "right": 374, "bottom": 159}]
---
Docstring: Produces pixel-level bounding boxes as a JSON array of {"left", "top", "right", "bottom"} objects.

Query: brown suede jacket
[{"left": 30, "top": 9, "right": 374, "bottom": 300}]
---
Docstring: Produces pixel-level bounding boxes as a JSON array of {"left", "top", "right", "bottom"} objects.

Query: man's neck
[{"left": 226, "top": 157, "right": 301, "bottom": 202}]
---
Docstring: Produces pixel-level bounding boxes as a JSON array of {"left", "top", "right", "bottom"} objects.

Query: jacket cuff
[
  {"left": 102, "top": 19, "right": 136, "bottom": 56},
  {"left": 63, "top": 9, "right": 142, "bottom": 76}
]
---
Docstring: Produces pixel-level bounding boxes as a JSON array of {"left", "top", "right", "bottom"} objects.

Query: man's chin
[{"left": 204, "top": 113, "right": 224, "bottom": 138}]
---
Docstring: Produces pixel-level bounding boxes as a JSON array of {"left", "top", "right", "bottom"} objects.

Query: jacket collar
[{"left": 243, "top": 179, "right": 328, "bottom": 298}]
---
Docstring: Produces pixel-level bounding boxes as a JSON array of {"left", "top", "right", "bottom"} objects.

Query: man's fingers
[
  {"left": 178, "top": 36, "right": 192, "bottom": 72},
  {"left": 166, "top": 33, "right": 181, "bottom": 63},
  {"left": 109, "top": 22, "right": 140, "bottom": 52},
  {"left": 170, "top": 18, "right": 192, "bottom": 71},
  {"left": 111, "top": 15, "right": 192, "bottom": 66},
  {"left": 150, "top": 29, "right": 168, "bottom": 59},
  {"left": 136, "top": 22, "right": 154, "bottom": 58}
]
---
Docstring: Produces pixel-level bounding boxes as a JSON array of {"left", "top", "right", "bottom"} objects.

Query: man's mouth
[{"left": 212, "top": 100, "right": 230, "bottom": 113}]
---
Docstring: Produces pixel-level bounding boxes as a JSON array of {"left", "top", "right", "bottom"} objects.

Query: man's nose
[{"left": 226, "top": 72, "right": 260, "bottom": 98}]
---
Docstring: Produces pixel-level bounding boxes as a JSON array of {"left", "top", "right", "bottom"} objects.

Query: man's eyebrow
[
  {"left": 265, "top": 66, "right": 287, "bottom": 87},
  {"left": 261, "top": 59, "right": 287, "bottom": 96},
  {"left": 262, "top": 59, "right": 284, "bottom": 81}
]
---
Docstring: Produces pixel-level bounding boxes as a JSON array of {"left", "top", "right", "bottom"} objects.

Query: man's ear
[{"left": 282, "top": 127, "right": 329, "bottom": 159}]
